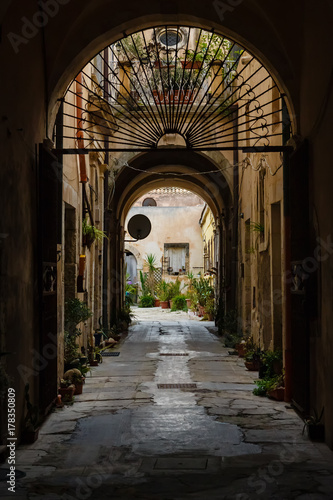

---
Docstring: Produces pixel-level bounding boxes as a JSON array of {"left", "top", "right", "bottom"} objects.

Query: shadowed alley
[{"left": 2, "top": 315, "right": 333, "bottom": 500}]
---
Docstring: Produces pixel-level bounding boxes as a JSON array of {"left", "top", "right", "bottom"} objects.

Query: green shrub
[
  {"left": 224, "top": 332, "right": 243, "bottom": 348},
  {"left": 260, "top": 350, "right": 283, "bottom": 378},
  {"left": 169, "top": 278, "right": 182, "bottom": 299},
  {"left": 253, "top": 374, "right": 284, "bottom": 397},
  {"left": 171, "top": 295, "right": 188, "bottom": 311},
  {"left": 156, "top": 280, "right": 171, "bottom": 301},
  {"left": 139, "top": 295, "right": 155, "bottom": 308}
]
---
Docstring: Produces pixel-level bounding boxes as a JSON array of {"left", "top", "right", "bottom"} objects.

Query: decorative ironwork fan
[{"left": 60, "top": 26, "right": 288, "bottom": 152}]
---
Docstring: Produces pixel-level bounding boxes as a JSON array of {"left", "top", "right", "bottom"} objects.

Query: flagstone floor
[{"left": 1, "top": 309, "right": 333, "bottom": 499}]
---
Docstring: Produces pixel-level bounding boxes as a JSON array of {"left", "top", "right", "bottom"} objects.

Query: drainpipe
[
  {"left": 282, "top": 98, "right": 292, "bottom": 402},
  {"left": 103, "top": 48, "right": 110, "bottom": 330},
  {"left": 230, "top": 105, "right": 239, "bottom": 310},
  {"left": 76, "top": 73, "right": 88, "bottom": 183}
]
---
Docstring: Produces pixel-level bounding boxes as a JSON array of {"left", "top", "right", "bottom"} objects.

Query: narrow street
[{"left": 2, "top": 313, "right": 333, "bottom": 499}]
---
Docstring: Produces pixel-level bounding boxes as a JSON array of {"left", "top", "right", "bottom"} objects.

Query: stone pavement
[{"left": 1, "top": 309, "right": 333, "bottom": 499}]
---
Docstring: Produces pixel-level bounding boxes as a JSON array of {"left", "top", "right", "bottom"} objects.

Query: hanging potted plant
[{"left": 82, "top": 219, "right": 108, "bottom": 248}]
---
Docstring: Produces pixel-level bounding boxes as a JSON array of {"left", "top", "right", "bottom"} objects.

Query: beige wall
[{"left": 125, "top": 205, "right": 205, "bottom": 287}]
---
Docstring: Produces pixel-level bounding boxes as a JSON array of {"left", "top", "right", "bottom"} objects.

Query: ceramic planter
[
  {"left": 267, "top": 387, "right": 285, "bottom": 401},
  {"left": 58, "top": 385, "right": 75, "bottom": 403},
  {"left": 236, "top": 343, "right": 246, "bottom": 358},
  {"left": 181, "top": 61, "right": 203, "bottom": 69},
  {"left": 74, "top": 383, "right": 83, "bottom": 395},
  {"left": 154, "top": 299, "right": 160, "bottom": 307},
  {"left": 245, "top": 360, "right": 259, "bottom": 371},
  {"left": 160, "top": 300, "right": 169, "bottom": 309}
]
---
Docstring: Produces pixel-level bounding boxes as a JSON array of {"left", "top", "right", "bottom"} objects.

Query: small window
[
  {"left": 164, "top": 243, "right": 189, "bottom": 275},
  {"left": 159, "top": 30, "right": 182, "bottom": 48},
  {"left": 142, "top": 197, "right": 157, "bottom": 206}
]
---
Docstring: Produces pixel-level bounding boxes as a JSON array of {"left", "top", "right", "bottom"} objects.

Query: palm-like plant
[{"left": 144, "top": 254, "right": 158, "bottom": 296}]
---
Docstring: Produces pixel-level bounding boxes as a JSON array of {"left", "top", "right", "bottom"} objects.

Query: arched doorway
[{"left": 2, "top": 4, "right": 332, "bottom": 451}]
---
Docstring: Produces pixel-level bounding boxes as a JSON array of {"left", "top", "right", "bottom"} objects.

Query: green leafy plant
[
  {"left": 63, "top": 368, "right": 84, "bottom": 385},
  {"left": 64, "top": 298, "right": 92, "bottom": 366},
  {"left": 169, "top": 278, "right": 182, "bottom": 300},
  {"left": 171, "top": 295, "right": 188, "bottom": 311},
  {"left": 82, "top": 218, "right": 108, "bottom": 247},
  {"left": 144, "top": 253, "right": 158, "bottom": 295},
  {"left": 65, "top": 298, "right": 92, "bottom": 338},
  {"left": 156, "top": 280, "right": 171, "bottom": 302},
  {"left": 192, "top": 277, "right": 214, "bottom": 307},
  {"left": 302, "top": 407, "right": 324, "bottom": 435},
  {"left": 253, "top": 373, "right": 284, "bottom": 397},
  {"left": 185, "top": 32, "right": 232, "bottom": 65},
  {"left": 139, "top": 295, "right": 155, "bottom": 308},
  {"left": 139, "top": 270, "right": 152, "bottom": 296},
  {"left": 260, "top": 350, "right": 283, "bottom": 378}
]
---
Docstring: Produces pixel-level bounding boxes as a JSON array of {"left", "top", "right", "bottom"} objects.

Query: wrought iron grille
[{"left": 60, "top": 26, "right": 286, "bottom": 152}]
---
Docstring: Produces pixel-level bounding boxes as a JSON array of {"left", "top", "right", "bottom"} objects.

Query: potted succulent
[
  {"left": 63, "top": 369, "right": 85, "bottom": 395},
  {"left": 58, "top": 379, "right": 75, "bottom": 402},
  {"left": 303, "top": 408, "right": 325, "bottom": 441}
]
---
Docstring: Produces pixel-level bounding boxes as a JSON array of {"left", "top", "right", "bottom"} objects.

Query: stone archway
[{"left": 2, "top": 2, "right": 333, "bottom": 450}]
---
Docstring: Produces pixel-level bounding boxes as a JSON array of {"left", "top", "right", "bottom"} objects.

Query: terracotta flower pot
[
  {"left": 236, "top": 343, "right": 246, "bottom": 358},
  {"left": 267, "top": 387, "right": 285, "bottom": 401},
  {"left": 154, "top": 299, "right": 160, "bottom": 307},
  {"left": 181, "top": 60, "right": 203, "bottom": 69},
  {"left": 74, "top": 383, "right": 83, "bottom": 395},
  {"left": 160, "top": 300, "right": 169, "bottom": 309},
  {"left": 186, "top": 299, "right": 192, "bottom": 308},
  {"left": 245, "top": 360, "right": 259, "bottom": 371},
  {"left": 58, "top": 385, "right": 75, "bottom": 403}
]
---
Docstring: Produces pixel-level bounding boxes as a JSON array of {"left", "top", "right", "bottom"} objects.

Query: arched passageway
[{"left": 0, "top": 3, "right": 333, "bottom": 467}]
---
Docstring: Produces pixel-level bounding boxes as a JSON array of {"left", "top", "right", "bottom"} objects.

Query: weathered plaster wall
[{"left": 125, "top": 205, "right": 205, "bottom": 280}]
